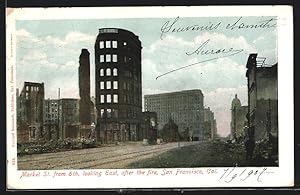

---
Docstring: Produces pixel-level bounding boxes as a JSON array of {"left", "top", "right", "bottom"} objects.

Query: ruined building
[
  {"left": 95, "top": 28, "right": 143, "bottom": 143},
  {"left": 144, "top": 90, "right": 204, "bottom": 140},
  {"left": 79, "top": 49, "right": 92, "bottom": 125},
  {"left": 58, "top": 98, "right": 80, "bottom": 139},
  {"left": 79, "top": 49, "right": 94, "bottom": 138},
  {"left": 17, "top": 82, "right": 44, "bottom": 143},
  {"left": 230, "top": 94, "right": 248, "bottom": 141},
  {"left": 203, "top": 107, "right": 217, "bottom": 140},
  {"left": 43, "top": 99, "right": 59, "bottom": 140},
  {"left": 141, "top": 111, "right": 158, "bottom": 144},
  {"left": 246, "top": 54, "right": 278, "bottom": 142}
]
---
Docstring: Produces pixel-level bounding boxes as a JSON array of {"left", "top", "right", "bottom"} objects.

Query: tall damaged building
[
  {"left": 17, "top": 82, "right": 45, "bottom": 143},
  {"left": 246, "top": 54, "right": 278, "bottom": 142},
  {"left": 79, "top": 48, "right": 92, "bottom": 125},
  {"left": 95, "top": 28, "right": 143, "bottom": 143}
]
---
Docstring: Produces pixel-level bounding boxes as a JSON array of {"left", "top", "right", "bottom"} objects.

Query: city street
[{"left": 18, "top": 141, "right": 198, "bottom": 170}]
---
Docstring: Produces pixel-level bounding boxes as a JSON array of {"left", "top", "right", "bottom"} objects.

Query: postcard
[{"left": 6, "top": 6, "right": 294, "bottom": 189}]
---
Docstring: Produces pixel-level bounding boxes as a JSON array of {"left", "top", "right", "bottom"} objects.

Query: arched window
[
  {"left": 113, "top": 68, "right": 118, "bottom": 76},
  {"left": 106, "top": 68, "right": 111, "bottom": 76},
  {"left": 100, "top": 69, "right": 104, "bottom": 76}
]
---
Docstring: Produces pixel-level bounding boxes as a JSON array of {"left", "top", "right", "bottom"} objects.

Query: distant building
[
  {"left": 79, "top": 48, "right": 92, "bottom": 126},
  {"left": 144, "top": 90, "right": 204, "bottom": 140},
  {"left": 43, "top": 99, "right": 59, "bottom": 140},
  {"left": 230, "top": 94, "right": 248, "bottom": 141},
  {"left": 94, "top": 28, "right": 143, "bottom": 143},
  {"left": 141, "top": 111, "right": 158, "bottom": 144},
  {"left": 246, "top": 54, "right": 278, "bottom": 141},
  {"left": 203, "top": 107, "right": 217, "bottom": 140},
  {"left": 58, "top": 98, "right": 80, "bottom": 139},
  {"left": 17, "top": 82, "right": 45, "bottom": 143}
]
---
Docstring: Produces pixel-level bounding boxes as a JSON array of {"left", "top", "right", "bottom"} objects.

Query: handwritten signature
[
  {"left": 186, "top": 39, "right": 243, "bottom": 56},
  {"left": 156, "top": 39, "right": 243, "bottom": 80},
  {"left": 160, "top": 16, "right": 277, "bottom": 40},
  {"left": 219, "top": 167, "right": 274, "bottom": 183}
]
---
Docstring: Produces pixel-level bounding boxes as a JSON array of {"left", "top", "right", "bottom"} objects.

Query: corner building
[{"left": 95, "top": 28, "right": 142, "bottom": 143}]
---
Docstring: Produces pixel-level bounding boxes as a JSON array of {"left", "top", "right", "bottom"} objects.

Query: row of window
[
  {"left": 99, "top": 108, "right": 138, "bottom": 119},
  {"left": 100, "top": 68, "right": 118, "bottom": 76},
  {"left": 99, "top": 55, "right": 133, "bottom": 64},
  {"left": 100, "top": 81, "right": 118, "bottom": 90},
  {"left": 99, "top": 40, "right": 127, "bottom": 49},
  {"left": 99, "top": 94, "right": 139, "bottom": 105},
  {"left": 25, "top": 86, "right": 40, "bottom": 92},
  {"left": 100, "top": 108, "right": 118, "bottom": 118},
  {"left": 100, "top": 40, "right": 118, "bottom": 49},
  {"left": 100, "top": 54, "right": 118, "bottom": 63},
  {"left": 100, "top": 94, "right": 118, "bottom": 103},
  {"left": 45, "top": 113, "right": 58, "bottom": 118},
  {"left": 45, "top": 108, "right": 58, "bottom": 113}
]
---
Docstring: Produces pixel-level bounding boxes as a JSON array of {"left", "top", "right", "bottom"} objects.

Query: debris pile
[
  {"left": 17, "top": 138, "right": 97, "bottom": 156},
  {"left": 253, "top": 139, "right": 278, "bottom": 166}
]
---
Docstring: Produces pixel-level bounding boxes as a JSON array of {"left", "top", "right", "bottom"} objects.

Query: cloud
[
  {"left": 16, "top": 29, "right": 96, "bottom": 99},
  {"left": 65, "top": 31, "right": 95, "bottom": 43},
  {"left": 16, "top": 28, "right": 32, "bottom": 38}
]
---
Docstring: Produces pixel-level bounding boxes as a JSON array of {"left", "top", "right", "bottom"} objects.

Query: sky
[{"left": 15, "top": 16, "right": 277, "bottom": 137}]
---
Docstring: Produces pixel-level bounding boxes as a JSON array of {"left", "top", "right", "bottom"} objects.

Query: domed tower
[
  {"left": 231, "top": 94, "right": 241, "bottom": 109},
  {"left": 230, "top": 94, "right": 248, "bottom": 141},
  {"left": 94, "top": 28, "right": 142, "bottom": 143},
  {"left": 231, "top": 94, "right": 241, "bottom": 140}
]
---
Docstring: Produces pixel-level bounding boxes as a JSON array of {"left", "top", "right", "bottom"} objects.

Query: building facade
[
  {"left": 203, "top": 107, "right": 217, "bottom": 140},
  {"left": 94, "top": 28, "right": 143, "bottom": 143},
  {"left": 17, "top": 82, "right": 45, "bottom": 143},
  {"left": 230, "top": 94, "right": 248, "bottom": 141},
  {"left": 246, "top": 54, "right": 278, "bottom": 141},
  {"left": 43, "top": 99, "right": 59, "bottom": 141},
  {"left": 58, "top": 98, "right": 80, "bottom": 139},
  {"left": 144, "top": 90, "right": 204, "bottom": 140}
]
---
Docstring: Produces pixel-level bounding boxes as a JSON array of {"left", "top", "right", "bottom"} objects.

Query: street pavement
[{"left": 18, "top": 141, "right": 198, "bottom": 170}]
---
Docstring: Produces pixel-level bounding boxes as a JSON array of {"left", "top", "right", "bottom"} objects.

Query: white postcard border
[{"left": 6, "top": 6, "right": 294, "bottom": 189}]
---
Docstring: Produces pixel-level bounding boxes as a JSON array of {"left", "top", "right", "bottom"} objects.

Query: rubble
[
  {"left": 252, "top": 139, "right": 278, "bottom": 166},
  {"left": 17, "top": 138, "right": 97, "bottom": 156}
]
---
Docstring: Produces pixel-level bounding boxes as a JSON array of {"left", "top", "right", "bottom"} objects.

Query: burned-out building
[
  {"left": 17, "top": 82, "right": 45, "bottom": 143},
  {"left": 230, "top": 94, "right": 248, "bottom": 141},
  {"left": 79, "top": 48, "right": 92, "bottom": 125},
  {"left": 246, "top": 54, "right": 278, "bottom": 142},
  {"left": 144, "top": 90, "right": 204, "bottom": 140},
  {"left": 58, "top": 98, "right": 80, "bottom": 139},
  {"left": 95, "top": 28, "right": 143, "bottom": 143},
  {"left": 79, "top": 49, "right": 94, "bottom": 138},
  {"left": 203, "top": 107, "right": 217, "bottom": 140},
  {"left": 141, "top": 111, "right": 158, "bottom": 144},
  {"left": 43, "top": 99, "right": 59, "bottom": 140}
]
